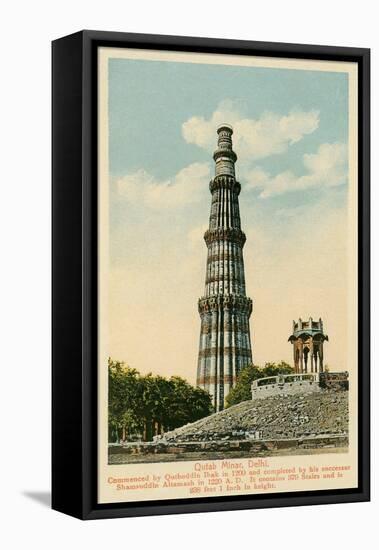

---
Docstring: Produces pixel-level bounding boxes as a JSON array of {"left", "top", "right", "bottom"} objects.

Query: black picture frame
[{"left": 52, "top": 30, "right": 370, "bottom": 520}]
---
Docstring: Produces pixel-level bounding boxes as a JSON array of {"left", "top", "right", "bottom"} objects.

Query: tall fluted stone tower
[{"left": 197, "top": 124, "right": 252, "bottom": 412}]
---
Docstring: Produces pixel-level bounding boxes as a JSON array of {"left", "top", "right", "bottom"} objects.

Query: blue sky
[
  {"left": 109, "top": 58, "right": 348, "bottom": 179},
  {"left": 107, "top": 55, "right": 350, "bottom": 381}
]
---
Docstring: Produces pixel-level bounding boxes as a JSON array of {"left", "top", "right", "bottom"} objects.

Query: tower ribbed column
[{"left": 196, "top": 125, "right": 253, "bottom": 411}]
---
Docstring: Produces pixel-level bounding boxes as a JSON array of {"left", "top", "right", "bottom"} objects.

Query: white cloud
[
  {"left": 245, "top": 142, "right": 348, "bottom": 199},
  {"left": 182, "top": 100, "right": 319, "bottom": 160},
  {"left": 116, "top": 162, "right": 210, "bottom": 208}
]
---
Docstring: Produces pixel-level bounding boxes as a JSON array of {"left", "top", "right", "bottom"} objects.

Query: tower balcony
[
  {"left": 198, "top": 294, "right": 253, "bottom": 315},
  {"left": 204, "top": 227, "right": 246, "bottom": 247},
  {"left": 209, "top": 177, "right": 241, "bottom": 194}
]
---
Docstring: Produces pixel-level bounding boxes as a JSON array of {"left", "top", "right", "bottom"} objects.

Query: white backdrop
[{"left": 0, "top": 1, "right": 376, "bottom": 548}]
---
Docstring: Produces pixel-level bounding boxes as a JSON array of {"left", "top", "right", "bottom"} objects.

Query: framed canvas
[{"left": 52, "top": 30, "right": 370, "bottom": 519}]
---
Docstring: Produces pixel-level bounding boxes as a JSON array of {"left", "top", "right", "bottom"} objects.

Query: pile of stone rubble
[{"left": 160, "top": 391, "right": 348, "bottom": 443}]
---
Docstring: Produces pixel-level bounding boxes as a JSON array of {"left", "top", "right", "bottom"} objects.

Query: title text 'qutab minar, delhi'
[{"left": 197, "top": 125, "right": 253, "bottom": 412}]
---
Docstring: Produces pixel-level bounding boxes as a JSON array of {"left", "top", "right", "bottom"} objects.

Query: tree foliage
[
  {"left": 225, "top": 361, "right": 293, "bottom": 408},
  {"left": 108, "top": 358, "right": 212, "bottom": 442}
]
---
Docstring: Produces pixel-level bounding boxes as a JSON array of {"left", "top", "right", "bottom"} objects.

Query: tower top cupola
[
  {"left": 213, "top": 124, "right": 237, "bottom": 177},
  {"left": 288, "top": 316, "right": 329, "bottom": 374}
]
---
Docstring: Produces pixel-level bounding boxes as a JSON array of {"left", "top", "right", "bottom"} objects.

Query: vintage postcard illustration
[{"left": 97, "top": 48, "right": 358, "bottom": 504}]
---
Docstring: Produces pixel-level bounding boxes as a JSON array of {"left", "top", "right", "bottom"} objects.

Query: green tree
[
  {"left": 108, "top": 359, "right": 213, "bottom": 442},
  {"left": 165, "top": 377, "right": 212, "bottom": 431},
  {"left": 108, "top": 358, "right": 142, "bottom": 442},
  {"left": 225, "top": 361, "right": 293, "bottom": 407},
  {"left": 138, "top": 373, "right": 172, "bottom": 441}
]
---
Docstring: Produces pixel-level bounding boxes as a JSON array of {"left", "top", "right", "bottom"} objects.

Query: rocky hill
[{"left": 162, "top": 390, "right": 348, "bottom": 443}]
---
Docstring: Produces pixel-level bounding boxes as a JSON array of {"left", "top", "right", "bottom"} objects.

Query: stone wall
[
  {"left": 251, "top": 378, "right": 321, "bottom": 400},
  {"left": 108, "top": 434, "right": 348, "bottom": 463},
  {"left": 251, "top": 372, "right": 348, "bottom": 400}
]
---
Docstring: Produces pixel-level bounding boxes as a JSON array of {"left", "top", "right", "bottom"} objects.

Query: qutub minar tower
[{"left": 197, "top": 125, "right": 252, "bottom": 411}]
